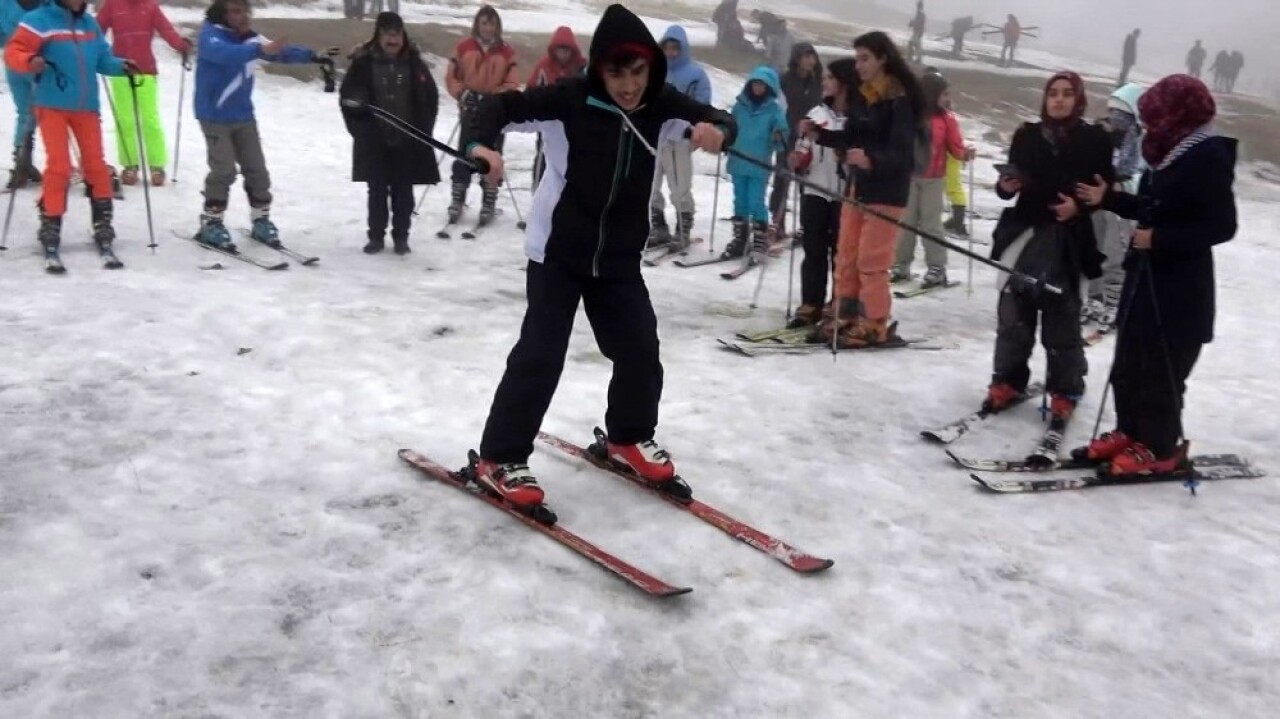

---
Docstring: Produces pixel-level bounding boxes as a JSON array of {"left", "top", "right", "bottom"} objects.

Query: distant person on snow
[
  {"left": 940, "top": 85, "right": 971, "bottom": 237},
  {"left": 192, "top": 0, "right": 323, "bottom": 250},
  {"left": 1073, "top": 74, "right": 1236, "bottom": 477},
  {"left": 526, "top": 26, "right": 585, "bottom": 189},
  {"left": 751, "top": 10, "right": 793, "bottom": 74},
  {"left": 984, "top": 71, "right": 1114, "bottom": 422},
  {"left": 712, "top": 0, "right": 753, "bottom": 54},
  {"left": 1185, "top": 40, "right": 1206, "bottom": 79},
  {"left": 1226, "top": 50, "right": 1243, "bottom": 93},
  {"left": 1000, "top": 14, "right": 1020, "bottom": 67},
  {"left": 1118, "top": 28, "right": 1140, "bottom": 87},
  {"left": 1208, "top": 49, "right": 1229, "bottom": 91},
  {"left": 340, "top": 12, "right": 440, "bottom": 256},
  {"left": 892, "top": 67, "right": 971, "bottom": 289},
  {"left": 4, "top": 0, "right": 140, "bottom": 256},
  {"left": 648, "top": 24, "right": 711, "bottom": 251},
  {"left": 0, "top": 0, "right": 44, "bottom": 189},
  {"left": 906, "top": 1, "right": 926, "bottom": 64},
  {"left": 949, "top": 16, "right": 975, "bottom": 57},
  {"left": 444, "top": 4, "right": 518, "bottom": 228},
  {"left": 96, "top": 0, "right": 193, "bottom": 187},
  {"left": 461, "top": 4, "right": 734, "bottom": 508},
  {"left": 768, "top": 43, "right": 823, "bottom": 240},
  {"left": 724, "top": 64, "right": 788, "bottom": 259},
  {"left": 800, "top": 31, "right": 923, "bottom": 348},
  {"left": 786, "top": 57, "right": 853, "bottom": 329}
]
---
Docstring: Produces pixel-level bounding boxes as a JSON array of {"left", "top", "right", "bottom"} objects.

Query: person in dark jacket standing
[
  {"left": 1185, "top": 40, "right": 1206, "bottom": 78},
  {"left": 1073, "top": 74, "right": 1235, "bottom": 476},
  {"left": 768, "top": 42, "right": 822, "bottom": 239},
  {"left": 340, "top": 13, "right": 439, "bottom": 255},
  {"left": 1118, "top": 29, "right": 1139, "bottom": 87},
  {"left": 800, "top": 31, "right": 922, "bottom": 348},
  {"left": 983, "top": 71, "right": 1115, "bottom": 421},
  {"left": 461, "top": 4, "right": 735, "bottom": 508}
]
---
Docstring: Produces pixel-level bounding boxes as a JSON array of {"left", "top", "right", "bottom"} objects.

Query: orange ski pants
[
  {"left": 36, "top": 107, "right": 113, "bottom": 217},
  {"left": 833, "top": 202, "right": 906, "bottom": 321}
]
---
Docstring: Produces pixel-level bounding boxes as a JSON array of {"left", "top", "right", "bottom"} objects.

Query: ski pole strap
[
  {"left": 340, "top": 99, "right": 489, "bottom": 174},
  {"left": 722, "top": 145, "right": 1064, "bottom": 295}
]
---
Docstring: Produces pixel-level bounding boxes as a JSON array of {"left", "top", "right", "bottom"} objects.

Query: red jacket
[
  {"left": 526, "top": 26, "right": 585, "bottom": 88},
  {"left": 96, "top": 0, "right": 187, "bottom": 76},
  {"left": 923, "top": 111, "right": 965, "bottom": 178}
]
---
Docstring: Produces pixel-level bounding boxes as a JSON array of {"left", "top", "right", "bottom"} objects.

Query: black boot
[
  {"left": 750, "top": 219, "right": 770, "bottom": 256},
  {"left": 393, "top": 237, "right": 411, "bottom": 255},
  {"left": 90, "top": 198, "right": 116, "bottom": 248},
  {"left": 477, "top": 181, "right": 498, "bottom": 227},
  {"left": 944, "top": 205, "right": 969, "bottom": 236},
  {"left": 363, "top": 236, "right": 385, "bottom": 254},
  {"left": 6, "top": 149, "right": 27, "bottom": 190},
  {"left": 447, "top": 179, "right": 466, "bottom": 223},
  {"left": 37, "top": 211, "right": 61, "bottom": 249},
  {"left": 646, "top": 208, "right": 671, "bottom": 248},
  {"left": 721, "top": 216, "right": 748, "bottom": 258},
  {"left": 673, "top": 210, "right": 695, "bottom": 249}
]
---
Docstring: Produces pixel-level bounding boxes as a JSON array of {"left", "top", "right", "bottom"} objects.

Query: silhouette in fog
[
  {"left": 1118, "top": 29, "right": 1140, "bottom": 87},
  {"left": 1185, "top": 40, "right": 1206, "bottom": 78},
  {"left": 948, "top": 16, "right": 975, "bottom": 56},
  {"left": 712, "top": 0, "right": 755, "bottom": 53},
  {"left": 907, "top": 1, "right": 926, "bottom": 63},
  {"left": 999, "top": 15, "right": 1020, "bottom": 67},
  {"left": 1209, "top": 50, "right": 1229, "bottom": 91}
]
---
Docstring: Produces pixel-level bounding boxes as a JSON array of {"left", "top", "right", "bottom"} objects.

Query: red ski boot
[
  {"left": 983, "top": 382, "right": 1023, "bottom": 412},
  {"left": 605, "top": 438, "right": 677, "bottom": 484},
  {"left": 473, "top": 459, "right": 545, "bottom": 508},
  {"left": 1107, "top": 442, "right": 1190, "bottom": 477},
  {"left": 1071, "top": 430, "right": 1135, "bottom": 464}
]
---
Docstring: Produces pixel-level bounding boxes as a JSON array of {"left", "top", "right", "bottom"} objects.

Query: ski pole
[
  {"left": 749, "top": 215, "right": 769, "bottom": 309},
  {"left": 1, "top": 110, "right": 38, "bottom": 251},
  {"left": 708, "top": 153, "right": 722, "bottom": 254},
  {"left": 503, "top": 170, "right": 527, "bottom": 230},
  {"left": 100, "top": 75, "right": 135, "bottom": 169},
  {"left": 720, "top": 144, "right": 1063, "bottom": 295},
  {"left": 173, "top": 51, "right": 190, "bottom": 183},
  {"left": 414, "top": 118, "right": 460, "bottom": 215},
  {"left": 784, "top": 175, "right": 800, "bottom": 321},
  {"left": 126, "top": 75, "right": 158, "bottom": 250},
  {"left": 966, "top": 158, "right": 975, "bottom": 298}
]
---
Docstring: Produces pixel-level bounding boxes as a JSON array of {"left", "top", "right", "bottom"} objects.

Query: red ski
[
  {"left": 536, "top": 429, "right": 834, "bottom": 574},
  {"left": 398, "top": 449, "right": 692, "bottom": 598}
]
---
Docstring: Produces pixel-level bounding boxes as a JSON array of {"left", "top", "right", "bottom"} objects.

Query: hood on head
[
  {"left": 740, "top": 64, "right": 782, "bottom": 102},
  {"left": 587, "top": 4, "right": 667, "bottom": 108},
  {"left": 547, "top": 25, "right": 584, "bottom": 65},
  {"left": 1108, "top": 82, "right": 1144, "bottom": 117},
  {"left": 660, "top": 25, "right": 691, "bottom": 70},
  {"left": 787, "top": 42, "right": 821, "bottom": 75}
]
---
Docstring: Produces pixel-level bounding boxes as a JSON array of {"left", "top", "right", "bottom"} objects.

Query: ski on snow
[
  {"left": 717, "top": 336, "right": 943, "bottom": 356},
  {"left": 536, "top": 428, "right": 834, "bottom": 574},
  {"left": 919, "top": 382, "right": 1047, "bottom": 444},
  {"left": 398, "top": 448, "right": 692, "bottom": 598},
  {"left": 673, "top": 252, "right": 735, "bottom": 268},
  {"left": 720, "top": 254, "right": 760, "bottom": 280},
  {"left": 894, "top": 280, "right": 962, "bottom": 299},
  {"left": 172, "top": 230, "right": 289, "bottom": 270},
  {"left": 236, "top": 229, "right": 319, "bottom": 265},
  {"left": 950, "top": 450, "right": 1256, "bottom": 474},
  {"left": 642, "top": 238, "right": 703, "bottom": 267},
  {"left": 970, "top": 462, "right": 1265, "bottom": 493}
]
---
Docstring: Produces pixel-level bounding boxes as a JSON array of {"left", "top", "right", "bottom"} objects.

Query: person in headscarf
[{"left": 1073, "top": 74, "right": 1236, "bottom": 477}]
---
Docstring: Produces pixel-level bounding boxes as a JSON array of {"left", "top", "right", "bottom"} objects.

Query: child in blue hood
[
  {"left": 724, "top": 65, "right": 787, "bottom": 258},
  {"left": 648, "top": 24, "right": 711, "bottom": 249}
]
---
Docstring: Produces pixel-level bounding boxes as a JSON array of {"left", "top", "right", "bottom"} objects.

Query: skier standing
[
  {"left": 983, "top": 71, "right": 1114, "bottom": 420},
  {"left": 1185, "top": 40, "right": 1206, "bottom": 78},
  {"left": 340, "top": 12, "right": 439, "bottom": 255},
  {"left": 1000, "top": 15, "right": 1021, "bottom": 67},
  {"left": 526, "top": 26, "right": 585, "bottom": 189},
  {"left": 906, "top": 1, "right": 926, "bottom": 64},
  {"left": 4, "top": 0, "right": 139, "bottom": 259},
  {"left": 1226, "top": 51, "right": 1243, "bottom": 93},
  {"left": 768, "top": 43, "right": 822, "bottom": 241},
  {"left": 1073, "top": 74, "right": 1235, "bottom": 476},
  {"left": 462, "top": 4, "right": 734, "bottom": 506},
  {"left": 648, "top": 24, "right": 711, "bottom": 250},
  {"left": 1, "top": 0, "right": 43, "bottom": 189},
  {"left": 1208, "top": 50, "right": 1228, "bottom": 91},
  {"left": 444, "top": 4, "right": 518, "bottom": 228},
  {"left": 801, "top": 31, "right": 922, "bottom": 348},
  {"left": 786, "top": 57, "right": 853, "bottom": 328},
  {"left": 723, "top": 65, "right": 787, "bottom": 258},
  {"left": 95, "top": 0, "right": 192, "bottom": 186},
  {"left": 711, "top": 0, "right": 752, "bottom": 54},
  {"left": 1118, "top": 29, "right": 1140, "bottom": 87},
  {"left": 192, "top": 0, "right": 322, "bottom": 249}
]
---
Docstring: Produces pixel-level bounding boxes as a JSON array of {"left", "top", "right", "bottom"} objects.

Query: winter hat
[
  {"left": 1138, "top": 74, "right": 1216, "bottom": 167},
  {"left": 375, "top": 12, "right": 404, "bottom": 34}
]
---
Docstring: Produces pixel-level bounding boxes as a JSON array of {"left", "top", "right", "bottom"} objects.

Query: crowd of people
[{"left": 0, "top": 1, "right": 1241, "bottom": 493}]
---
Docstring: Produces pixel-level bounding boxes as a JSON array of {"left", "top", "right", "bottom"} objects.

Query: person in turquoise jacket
[
  {"left": 1, "top": 0, "right": 43, "bottom": 188},
  {"left": 723, "top": 64, "right": 787, "bottom": 259},
  {"left": 4, "top": 0, "right": 139, "bottom": 256}
]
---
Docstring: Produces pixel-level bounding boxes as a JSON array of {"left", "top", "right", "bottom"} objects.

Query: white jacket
[{"left": 796, "top": 102, "right": 846, "bottom": 198}]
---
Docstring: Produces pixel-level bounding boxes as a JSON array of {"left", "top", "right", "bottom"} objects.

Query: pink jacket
[
  {"left": 923, "top": 111, "right": 965, "bottom": 178},
  {"left": 96, "top": 0, "right": 187, "bottom": 76}
]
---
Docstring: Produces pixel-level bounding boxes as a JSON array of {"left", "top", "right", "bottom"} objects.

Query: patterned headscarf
[{"left": 1138, "top": 74, "right": 1216, "bottom": 167}]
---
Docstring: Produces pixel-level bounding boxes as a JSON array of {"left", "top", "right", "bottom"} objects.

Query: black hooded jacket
[
  {"left": 469, "top": 4, "right": 736, "bottom": 279},
  {"left": 780, "top": 43, "right": 823, "bottom": 136}
]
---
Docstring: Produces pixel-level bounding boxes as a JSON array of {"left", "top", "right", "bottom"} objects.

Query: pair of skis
[
  {"left": 42, "top": 241, "right": 124, "bottom": 274},
  {"left": 720, "top": 324, "right": 947, "bottom": 356},
  {"left": 641, "top": 237, "right": 703, "bottom": 266},
  {"left": 171, "top": 230, "right": 317, "bottom": 270},
  {"left": 894, "top": 280, "right": 962, "bottom": 299},
  {"left": 399, "top": 428, "right": 833, "bottom": 598}
]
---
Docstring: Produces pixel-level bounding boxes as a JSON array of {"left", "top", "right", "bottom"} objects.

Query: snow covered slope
[{"left": 1, "top": 10, "right": 1278, "bottom": 719}]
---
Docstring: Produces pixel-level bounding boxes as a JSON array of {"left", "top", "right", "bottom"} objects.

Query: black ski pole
[
  {"left": 173, "top": 51, "right": 190, "bottom": 183},
  {"left": 341, "top": 100, "right": 490, "bottom": 175},
  {"left": 1, "top": 112, "right": 38, "bottom": 252},
  {"left": 719, "top": 143, "right": 1064, "bottom": 295},
  {"left": 128, "top": 75, "right": 158, "bottom": 250}
]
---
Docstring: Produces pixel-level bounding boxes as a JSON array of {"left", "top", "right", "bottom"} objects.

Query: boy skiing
[
  {"left": 4, "top": 0, "right": 140, "bottom": 268},
  {"left": 462, "top": 3, "right": 734, "bottom": 508},
  {"left": 648, "top": 24, "right": 711, "bottom": 250},
  {"left": 192, "top": 0, "right": 322, "bottom": 249},
  {"left": 724, "top": 64, "right": 787, "bottom": 258},
  {"left": 95, "top": 0, "right": 191, "bottom": 186}
]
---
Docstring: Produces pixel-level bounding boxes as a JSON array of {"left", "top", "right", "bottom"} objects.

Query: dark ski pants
[
  {"left": 992, "top": 284, "right": 1086, "bottom": 397},
  {"left": 367, "top": 178, "right": 414, "bottom": 242},
  {"left": 1111, "top": 332, "right": 1202, "bottom": 458},
  {"left": 799, "top": 194, "right": 840, "bottom": 307},
  {"left": 479, "top": 259, "right": 664, "bottom": 463},
  {"left": 768, "top": 149, "right": 791, "bottom": 225},
  {"left": 451, "top": 102, "right": 504, "bottom": 187}
]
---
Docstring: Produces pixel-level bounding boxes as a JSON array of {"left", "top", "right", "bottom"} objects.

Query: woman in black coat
[
  {"left": 985, "top": 71, "right": 1114, "bottom": 422},
  {"left": 1074, "top": 74, "right": 1236, "bottom": 476},
  {"left": 340, "top": 13, "right": 440, "bottom": 255}
]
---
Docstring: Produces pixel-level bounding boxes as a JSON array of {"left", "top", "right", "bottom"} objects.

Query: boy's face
[
  {"left": 662, "top": 40, "right": 681, "bottom": 61},
  {"left": 476, "top": 16, "right": 498, "bottom": 42},
  {"left": 749, "top": 80, "right": 768, "bottom": 98},
  {"left": 552, "top": 47, "right": 573, "bottom": 64},
  {"left": 603, "top": 59, "right": 649, "bottom": 111},
  {"left": 224, "top": 0, "right": 251, "bottom": 32},
  {"left": 379, "top": 29, "right": 405, "bottom": 56}
]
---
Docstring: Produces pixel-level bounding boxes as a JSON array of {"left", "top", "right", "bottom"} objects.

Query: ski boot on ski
[
  {"left": 249, "top": 207, "right": 281, "bottom": 248},
  {"left": 37, "top": 211, "right": 64, "bottom": 274},
  {"left": 465, "top": 451, "right": 556, "bottom": 524},
  {"left": 646, "top": 208, "right": 672, "bottom": 250},
  {"left": 197, "top": 209, "right": 235, "bottom": 250},
  {"left": 1069, "top": 432, "right": 1191, "bottom": 479},
  {"left": 587, "top": 427, "right": 692, "bottom": 501}
]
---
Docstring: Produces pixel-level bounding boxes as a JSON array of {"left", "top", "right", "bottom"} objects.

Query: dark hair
[
  {"left": 826, "top": 57, "right": 856, "bottom": 104},
  {"left": 852, "top": 30, "right": 925, "bottom": 122},
  {"left": 600, "top": 42, "right": 654, "bottom": 71},
  {"left": 472, "top": 5, "right": 502, "bottom": 38},
  {"left": 920, "top": 70, "right": 948, "bottom": 117},
  {"left": 206, "top": 0, "right": 249, "bottom": 25}
]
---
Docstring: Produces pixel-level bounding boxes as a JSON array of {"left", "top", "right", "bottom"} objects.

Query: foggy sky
[{"left": 806, "top": 0, "right": 1278, "bottom": 97}]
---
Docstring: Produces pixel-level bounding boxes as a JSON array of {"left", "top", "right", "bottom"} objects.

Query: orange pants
[
  {"left": 833, "top": 202, "right": 906, "bottom": 321},
  {"left": 36, "top": 107, "right": 113, "bottom": 217}
]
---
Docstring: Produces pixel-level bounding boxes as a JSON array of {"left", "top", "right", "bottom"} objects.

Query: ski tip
[
  {"left": 301, "top": 258, "right": 320, "bottom": 266},
  {"left": 920, "top": 431, "right": 945, "bottom": 444},
  {"left": 944, "top": 449, "right": 963, "bottom": 465},
  {"left": 969, "top": 473, "right": 997, "bottom": 491},
  {"left": 794, "top": 557, "right": 835, "bottom": 574},
  {"left": 268, "top": 263, "right": 289, "bottom": 271},
  {"left": 657, "top": 585, "right": 695, "bottom": 598}
]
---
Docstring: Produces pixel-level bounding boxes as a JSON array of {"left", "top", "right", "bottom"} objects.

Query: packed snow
[{"left": 1, "top": 7, "right": 1279, "bottom": 718}]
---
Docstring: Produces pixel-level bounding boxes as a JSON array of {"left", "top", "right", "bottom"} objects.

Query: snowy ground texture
[{"left": 2, "top": 7, "right": 1280, "bottom": 719}]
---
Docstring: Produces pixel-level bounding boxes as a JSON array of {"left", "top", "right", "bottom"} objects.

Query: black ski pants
[
  {"left": 451, "top": 101, "right": 504, "bottom": 186},
  {"left": 1111, "top": 331, "right": 1202, "bottom": 458},
  {"left": 479, "top": 259, "right": 664, "bottom": 463},
  {"left": 992, "top": 284, "right": 1086, "bottom": 397},
  {"left": 367, "top": 178, "right": 414, "bottom": 243},
  {"left": 799, "top": 194, "right": 840, "bottom": 307}
]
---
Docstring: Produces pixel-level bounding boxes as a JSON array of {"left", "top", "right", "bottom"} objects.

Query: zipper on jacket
[
  {"left": 72, "top": 14, "right": 88, "bottom": 110},
  {"left": 594, "top": 118, "right": 628, "bottom": 278}
]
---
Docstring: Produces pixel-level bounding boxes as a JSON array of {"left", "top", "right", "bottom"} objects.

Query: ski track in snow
[{"left": 2, "top": 16, "right": 1280, "bottom": 719}]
